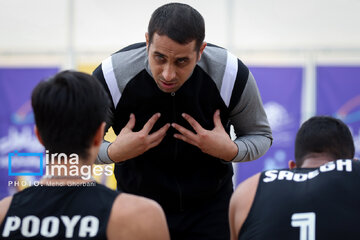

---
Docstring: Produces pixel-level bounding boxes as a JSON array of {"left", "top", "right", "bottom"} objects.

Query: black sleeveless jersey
[
  {"left": 0, "top": 182, "right": 120, "bottom": 239},
  {"left": 239, "top": 159, "right": 360, "bottom": 240}
]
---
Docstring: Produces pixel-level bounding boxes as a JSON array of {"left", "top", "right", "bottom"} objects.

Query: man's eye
[
  {"left": 155, "top": 55, "right": 164, "bottom": 61},
  {"left": 177, "top": 59, "right": 187, "bottom": 64}
]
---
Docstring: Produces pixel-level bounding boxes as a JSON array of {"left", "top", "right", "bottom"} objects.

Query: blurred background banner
[
  {"left": 0, "top": 67, "right": 59, "bottom": 199},
  {"left": 317, "top": 66, "right": 360, "bottom": 159},
  {"left": 235, "top": 67, "right": 303, "bottom": 184}
]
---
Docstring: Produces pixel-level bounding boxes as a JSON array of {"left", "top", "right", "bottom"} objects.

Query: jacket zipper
[{"left": 171, "top": 91, "right": 184, "bottom": 211}]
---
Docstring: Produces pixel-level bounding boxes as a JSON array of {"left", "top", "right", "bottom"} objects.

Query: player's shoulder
[
  {"left": 107, "top": 193, "right": 169, "bottom": 240},
  {"left": 352, "top": 158, "right": 360, "bottom": 165},
  {"left": 232, "top": 173, "right": 261, "bottom": 204},
  {"left": 202, "top": 43, "right": 247, "bottom": 69},
  {"left": 101, "top": 42, "right": 148, "bottom": 90},
  {"left": 229, "top": 173, "right": 261, "bottom": 240},
  {"left": 113, "top": 42, "right": 147, "bottom": 55},
  {"left": 112, "top": 193, "right": 163, "bottom": 216},
  {"left": 231, "top": 172, "right": 261, "bottom": 217},
  {"left": 199, "top": 43, "right": 249, "bottom": 88},
  {"left": 200, "top": 43, "right": 228, "bottom": 64},
  {"left": 0, "top": 196, "right": 13, "bottom": 225}
]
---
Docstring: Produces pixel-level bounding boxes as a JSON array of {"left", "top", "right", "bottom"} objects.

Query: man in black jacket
[{"left": 93, "top": 3, "right": 272, "bottom": 240}]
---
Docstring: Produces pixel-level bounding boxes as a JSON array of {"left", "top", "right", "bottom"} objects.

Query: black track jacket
[{"left": 93, "top": 43, "right": 272, "bottom": 212}]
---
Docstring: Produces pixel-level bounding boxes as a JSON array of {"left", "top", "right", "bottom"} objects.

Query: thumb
[{"left": 213, "top": 109, "right": 223, "bottom": 128}]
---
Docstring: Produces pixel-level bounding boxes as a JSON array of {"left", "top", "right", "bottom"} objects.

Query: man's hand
[
  {"left": 108, "top": 113, "right": 170, "bottom": 162},
  {"left": 171, "top": 110, "right": 238, "bottom": 161}
]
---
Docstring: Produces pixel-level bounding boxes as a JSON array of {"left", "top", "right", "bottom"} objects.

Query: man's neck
[{"left": 300, "top": 153, "right": 336, "bottom": 168}]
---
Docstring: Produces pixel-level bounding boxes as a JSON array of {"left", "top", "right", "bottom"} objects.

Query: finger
[
  {"left": 173, "top": 133, "right": 198, "bottom": 147},
  {"left": 213, "top": 109, "right": 223, "bottom": 129},
  {"left": 148, "top": 131, "right": 168, "bottom": 149},
  {"left": 142, "top": 113, "right": 161, "bottom": 134},
  {"left": 171, "top": 123, "right": 197, "bottom": 140},
  {"left": 181, "top": 113, "right": 204, "bottom": 133},
  {"left": 148, "top": 123, "right": 170, "bottom": 142},
  {"left": 124, "top": 113, "right": 136, "bottom": 130}
]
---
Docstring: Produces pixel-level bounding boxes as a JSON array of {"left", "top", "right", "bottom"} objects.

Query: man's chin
[{"left": 157, "top": 82, "right": 178, "bottom": 93}]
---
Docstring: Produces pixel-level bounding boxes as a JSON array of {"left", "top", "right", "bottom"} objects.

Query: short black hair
[
  {"left": 31, "top": 70, "right": 109, "bottom": 159},
  {"left": 148, "top": 2, "right": 205, "bottom": 51},
  {"left": 295, "top": 116, "right": 355, "bottom": 167}
]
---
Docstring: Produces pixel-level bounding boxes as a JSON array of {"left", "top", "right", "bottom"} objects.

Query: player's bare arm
[
  {"left": 0, "top": 196, "right": 12, "bottom": 226},
  {"left": 229, "top": 173, "right": 260, "bottom": 240},
  {"left": 107, "top": 193, "right": 170, "bottom": 240}
]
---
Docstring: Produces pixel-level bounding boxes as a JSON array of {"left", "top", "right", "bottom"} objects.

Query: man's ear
[
  {"left": 145, "top": 32, "right": 149, "bottom": 50},
  {"left": 197, "top": 42, "right": 207, "bottom": 61},
  {"left": 93, "top": 122, "right": 106, "bottom": 147},
  {"left": 34, "top": 126, "right": 44, "bottom": 146},
  {"left": 288, "top": 160, "right": 297, "bottom": 169}
]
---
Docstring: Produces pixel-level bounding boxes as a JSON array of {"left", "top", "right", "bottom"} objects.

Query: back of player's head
[
  {"left": 31, "top": 70, "right": 109, "bottom": 159},
  {"left": 147, "top": 2, "right": 205, "bottom": 51},
  {"left": 295, "top": 116, "right": 355, "bottom": 167}
]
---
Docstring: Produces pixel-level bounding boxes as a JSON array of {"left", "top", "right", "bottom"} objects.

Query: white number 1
[{"left": 291, "top": 212, "right": 316, "bottom": 240}]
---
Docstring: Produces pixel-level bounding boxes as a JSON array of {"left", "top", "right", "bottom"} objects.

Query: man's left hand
[{"left": 171, "top": 110, "right": 238, "bottom": 162}]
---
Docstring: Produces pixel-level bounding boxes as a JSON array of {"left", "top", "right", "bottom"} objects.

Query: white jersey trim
[
  {"left": 102, "top": 56, "right": 121, "bottom": 108},
  {"left": 220, "top": 52, "right": 238, "bottom": 107}
]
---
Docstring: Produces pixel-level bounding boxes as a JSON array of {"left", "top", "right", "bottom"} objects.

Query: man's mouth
[{"left": 159, "top": 80, "right": 176, "bottom": 90}]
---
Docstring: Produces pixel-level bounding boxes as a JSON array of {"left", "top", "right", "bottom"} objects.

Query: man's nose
[{"left": 162, "top": 64, "right": 176, "bottom": 82}]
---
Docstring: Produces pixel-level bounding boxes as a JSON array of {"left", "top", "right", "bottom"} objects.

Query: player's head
[
  {"left": 147, "top": 2, "right": 205, "bottom": 52},
  {"left": 31, "top": 70, "right": 109, "bottom": 160},
  {"left": 145, "top": 3, "right": 207, "bottom": 93},
  {"left": 294, "top": 116, "right": 355, "bottom": 167}
]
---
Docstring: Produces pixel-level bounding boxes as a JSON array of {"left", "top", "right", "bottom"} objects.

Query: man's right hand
[{"left": 107, "top": 113, "right": 170, "bottom": 162}]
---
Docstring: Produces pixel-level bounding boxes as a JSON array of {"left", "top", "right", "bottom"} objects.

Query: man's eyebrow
[
  {"left": 154, "top": 51, "right": 166, "bottom": 57},
  {"left": 177, "top": 57, "right": 189, "bottom": 61}
]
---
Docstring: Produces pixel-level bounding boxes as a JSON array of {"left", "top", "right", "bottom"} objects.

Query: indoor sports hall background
[{"left": 1, "top": 0, "right": 359, "bottom": 199}]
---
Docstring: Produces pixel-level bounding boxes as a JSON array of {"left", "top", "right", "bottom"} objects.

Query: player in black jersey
[
  {"left": 0, "top": 71, "right": 170, "bottom": 240},
  {"left": 229, "top": 116, "right": 359, "bottom": 240}
]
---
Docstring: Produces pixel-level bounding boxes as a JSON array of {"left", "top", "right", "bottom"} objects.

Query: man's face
[{"left": 146, "top": 33, "right": 206, "bottom": 93}]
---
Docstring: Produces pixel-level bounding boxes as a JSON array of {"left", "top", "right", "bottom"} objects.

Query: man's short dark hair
[
  {"left": 31, "top": 70, "right": 109, "bottom": 159},
  {"left": 147, "top": 2, "right": 205, "bottom": 51},
  {"left": 295, "top": 116, "right": 355, "bottom": 167}
]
